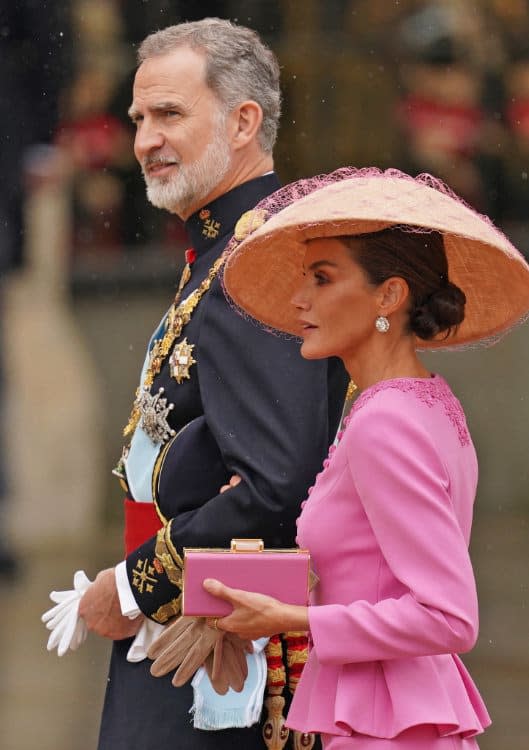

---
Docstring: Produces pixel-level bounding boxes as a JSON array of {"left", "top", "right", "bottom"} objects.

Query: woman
[{"left": 198, "top": 170, "right": 529, "bottom": 749}]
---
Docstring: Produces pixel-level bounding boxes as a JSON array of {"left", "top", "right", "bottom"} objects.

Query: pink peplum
[{"left": 289, "top": 375, "right": 491, "bottom": 740}]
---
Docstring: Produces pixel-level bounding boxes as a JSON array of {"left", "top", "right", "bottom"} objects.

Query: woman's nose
[{"left": 291, "top": 289, "right": 310, "bottom": 310}]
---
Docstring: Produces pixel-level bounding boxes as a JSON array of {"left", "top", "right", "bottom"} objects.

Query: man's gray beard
[{"left": 144, "top": 129, "right": 232, "bottom": 216}]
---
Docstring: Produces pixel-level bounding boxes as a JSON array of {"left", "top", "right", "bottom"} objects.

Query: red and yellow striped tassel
[
  {"left": 285, "top": 631, "right": 315, "bottom": 750},
  {"left": 263, "top": 634, "right": 289, "bottom": 750},
  {"left": 284, "top": 631, "right": 309, "bottom": 694},
  {"left": 263, "top": 631, "right": 315, "bottom": 749}
]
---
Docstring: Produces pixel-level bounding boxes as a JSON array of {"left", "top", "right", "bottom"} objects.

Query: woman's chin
[{"left": 300, "top": 340, "right": 328, "bottom": 360}]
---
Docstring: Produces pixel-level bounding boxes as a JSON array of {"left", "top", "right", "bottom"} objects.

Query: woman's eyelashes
[{"left": 314, "top": 271, "right": 330, "bottom": 286}]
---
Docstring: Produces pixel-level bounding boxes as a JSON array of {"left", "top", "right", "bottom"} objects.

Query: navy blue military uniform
[{"left": 98, "top": 174, "right": 348, "bottom": 749}]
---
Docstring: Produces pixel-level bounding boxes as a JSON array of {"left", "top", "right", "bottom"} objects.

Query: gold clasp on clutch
[{"left": 230, "top": 538, "right": 264, "bottom": 552}]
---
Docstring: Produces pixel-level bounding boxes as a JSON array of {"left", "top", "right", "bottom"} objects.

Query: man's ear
[
  {"left": 378, "top": 276, "right": 410, "bottom": 317},
  {"left": 229, "top": 100, "right": 263, "bottom": 150}
]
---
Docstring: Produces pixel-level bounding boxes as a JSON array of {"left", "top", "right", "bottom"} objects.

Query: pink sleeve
[{"left": 309, "top": 400, "right": 479, "bottom": 665}]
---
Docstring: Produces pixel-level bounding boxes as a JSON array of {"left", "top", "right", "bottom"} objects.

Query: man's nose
[{"left": 134, "top": 121, "right": 165, "bottom": 158}]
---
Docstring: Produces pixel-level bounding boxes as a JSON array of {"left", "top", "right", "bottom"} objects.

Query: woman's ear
[
  {"left": 378, "top": 276, "right": 410, "bottom": 317},
  {"left": 229, "top": 100, "right": 263, "bottom": 150}
]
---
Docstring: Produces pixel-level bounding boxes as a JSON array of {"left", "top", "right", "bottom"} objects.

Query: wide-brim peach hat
[{"left": 223, "top": 169, "right": 529, "bottom": 350}]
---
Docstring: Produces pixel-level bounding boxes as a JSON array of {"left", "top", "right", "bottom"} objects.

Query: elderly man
[{"left": 79, "top": 18, "right": 348, "bottom": 750}]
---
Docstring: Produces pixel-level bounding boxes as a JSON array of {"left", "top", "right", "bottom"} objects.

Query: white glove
[{"left": 42, "top": 570, "right": 92, "bottom": 656}]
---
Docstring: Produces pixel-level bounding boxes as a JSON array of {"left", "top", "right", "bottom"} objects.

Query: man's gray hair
[{"left": 138, "top": 18, "right": 281, "bottom": 154}]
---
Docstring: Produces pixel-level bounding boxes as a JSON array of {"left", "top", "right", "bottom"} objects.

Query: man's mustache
[{"left": 142, "top": 155, "right": 181, "bottom": 171}]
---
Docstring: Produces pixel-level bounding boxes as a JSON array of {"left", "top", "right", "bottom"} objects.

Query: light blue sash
[{"left": 123, "top": 314, "right": 167, "bottom": 502}]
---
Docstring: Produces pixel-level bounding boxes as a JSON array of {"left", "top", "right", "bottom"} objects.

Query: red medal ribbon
[
  {"left": 185, "top": 247, "right": 197, "bottom": 265},
  {"left": 124, "top": 497, "right": 162, "bottom": 556}
]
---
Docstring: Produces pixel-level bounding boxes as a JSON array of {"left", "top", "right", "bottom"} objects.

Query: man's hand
[
  {"left": 79, "top": 568, "right": 143, "bottom": 640},
  {"left": 219, "top": 474, "right": 242, "bottom": 493}
]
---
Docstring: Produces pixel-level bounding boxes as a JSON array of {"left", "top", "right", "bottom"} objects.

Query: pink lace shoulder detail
[{"left": 350, "top": 376, "right": 471, "bottom": 447}]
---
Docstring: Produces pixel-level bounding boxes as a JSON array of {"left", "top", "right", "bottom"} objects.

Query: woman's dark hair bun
[{"left": 410, "top": 281, "right": 466, "bottom": 340}]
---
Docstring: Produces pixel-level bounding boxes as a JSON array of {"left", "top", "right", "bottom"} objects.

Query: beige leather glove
[
  {"left": 148, "top": 616, "right": 221, "bottom": 687},
  {"left": 148, "top": 615, "right": 253, "bottom": 692},
  {"left": 205, "top": 631, "right": 253, "bottom": 694},
  {"left": 147, "top": 615, "right": 196, "bottom": 665}
]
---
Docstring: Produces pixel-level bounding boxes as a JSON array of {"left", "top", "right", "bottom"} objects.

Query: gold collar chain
[{"left": 123, "top": 255, "right": 225, "bottom": 438}]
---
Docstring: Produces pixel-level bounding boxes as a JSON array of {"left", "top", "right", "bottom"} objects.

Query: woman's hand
[
  {"left": 203, "top": 578, "right": 309, "bottom": 640},
  {"left": 219, "top": 475, "right": 241, "bottom": 493}
]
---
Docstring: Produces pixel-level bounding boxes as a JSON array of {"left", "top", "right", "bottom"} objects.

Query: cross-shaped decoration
[
  {"left": 132, "top": 558, "right": 158, "bottom": 594},
  {"left": 202, "top": 217, "right": 221, "bottom": 239}
]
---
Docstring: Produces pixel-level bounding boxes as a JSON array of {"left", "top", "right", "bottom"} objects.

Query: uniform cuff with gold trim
[{"left": 125, "top": 523, "right": 183, "bottom": 624}]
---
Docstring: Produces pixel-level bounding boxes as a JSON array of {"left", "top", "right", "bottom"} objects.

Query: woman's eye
[{"left": 314, "top": 272, "right": 328, "bottom": 285}]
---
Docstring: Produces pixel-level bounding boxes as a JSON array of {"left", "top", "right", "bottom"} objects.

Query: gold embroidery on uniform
[
  {"left": 199, "top": 208, "right": 221, "bottom": 238},
  {"left": 164, "top": 521, "right": 184, "bottom": 569},
  {"left": 151, "top": 597, "right": 182, "bottom": 624},
  {"left": 132, "top": 558, "right": 158, "bottom": 594},
  {"left": 154, "top": 523, "right": 183, "bottom": 587},
  {"left": 151, "top": 438, "right": 174, "bottom": 510},
  {"left": 202, "top": 218, "right": 221, "bottom": 239}
]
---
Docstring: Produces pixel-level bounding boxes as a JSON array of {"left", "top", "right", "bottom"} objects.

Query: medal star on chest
[
  {"left": 137, "top": 387, "right": 176, "bottom": 444},
  {"left": 169, "top": 337, "right": 196, "bottom": 383}
]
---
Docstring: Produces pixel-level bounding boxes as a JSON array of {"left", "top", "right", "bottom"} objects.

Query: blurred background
[{"left": 0, "top": 1, "right": 528, "bottom": 748}]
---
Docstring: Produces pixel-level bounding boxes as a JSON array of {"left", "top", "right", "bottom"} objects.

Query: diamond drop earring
[{"left": 375, "top": 315, "right": 390, "bottom": 333}]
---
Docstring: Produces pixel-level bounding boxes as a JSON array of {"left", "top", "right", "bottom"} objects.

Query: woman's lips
[{"left": 299, "top": 320, "right": 318, "bottom": 333}]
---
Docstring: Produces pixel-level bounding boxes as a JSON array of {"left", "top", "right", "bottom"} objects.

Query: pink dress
[{"left": 288, "top": 376, "right": 491, "bottom": 747}]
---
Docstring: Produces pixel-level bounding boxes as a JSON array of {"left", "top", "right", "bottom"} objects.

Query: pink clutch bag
[{"left": 182, "top": 538, "right": 310, "bottom": 617}]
